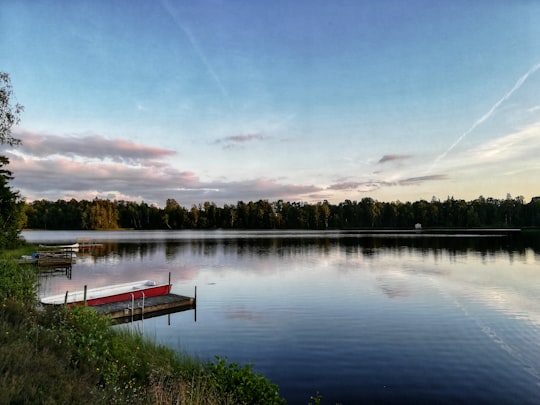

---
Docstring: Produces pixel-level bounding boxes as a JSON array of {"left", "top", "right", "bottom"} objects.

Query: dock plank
[{"left": 93, "top": 293, "right": 195, "bottom": 322}]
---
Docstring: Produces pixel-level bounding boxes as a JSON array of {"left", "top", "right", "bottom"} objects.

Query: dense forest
[{"left": 22, "top": 195, "right": 540, "bottom": 230}]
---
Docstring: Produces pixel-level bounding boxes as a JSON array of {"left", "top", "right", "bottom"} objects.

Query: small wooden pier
[
  {"left": 77, "top": 238, "right": 104, "bottom": 250},
  {"left": 93, "top": 292, "right": 196, "bottom": 323},
  {"left": 36, "top": 256, "right": 75, "bottom": 267},
  {"left": 18, "top": 252, "right": 75, "bottom": 267}
]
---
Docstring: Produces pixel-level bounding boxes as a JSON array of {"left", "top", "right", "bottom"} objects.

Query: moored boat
[
  {"left": 41, "top": 279, "right": 172, "bottom": 306},
  {"left": 39, "top": 242, "right": 79, "bottom": 250},
  {"left": 18, "top": 255, "right": 37, "bottom": 264}
]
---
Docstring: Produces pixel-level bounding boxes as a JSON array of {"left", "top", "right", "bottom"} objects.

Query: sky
[{"left": 1, "top": 0, "right": 540, "bottom": 207}]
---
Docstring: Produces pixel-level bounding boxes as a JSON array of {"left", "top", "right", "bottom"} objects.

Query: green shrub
[
  {"left": 209, "top": 356, "right": 287, "bottom": 405},
  {"left": 0, "top": 259, "right": 37, "bottom": 303}
]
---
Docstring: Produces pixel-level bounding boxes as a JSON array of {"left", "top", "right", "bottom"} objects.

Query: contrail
[
  {"left": 429, "top": 61, "right": 540, "bottom": 172},
  {"left": 160, "top": 0, "right": 232, "bottom": 107}
]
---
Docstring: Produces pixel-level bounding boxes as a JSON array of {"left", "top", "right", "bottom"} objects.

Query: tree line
[{"left": 22, "top": 195, "right": 540, "bottom": 231}]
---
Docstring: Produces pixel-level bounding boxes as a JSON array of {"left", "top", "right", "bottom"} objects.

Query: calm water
[{"left": 24, "top": 230, "right": 540, "bottom": 404}]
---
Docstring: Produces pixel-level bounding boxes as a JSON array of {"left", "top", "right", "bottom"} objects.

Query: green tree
[
  {"left": 221, "top": 203, "right": 237, "bottom": 228},
  {"left": 189, "top": 204, "right": 200, "bottom": 228},
  {"left": 0, "top": 73, "right": 23, "bottom": 147},
  {"left": 320, "top": 200, "right": 331, "bottom": 229},
  {"left": 82, "top": 198, "right": 119, "bottom": 230},
  {"left": 525, "top": 197, "right": 540, "bottom": 226},
  {"left": 164, "top": 198, "right": 185, "bottom": 229},
  {"left": 118, "top": 200, "right": 143, "bottom": 228},
  {"left": 0, "top": 73, "right": 24, "bottom": 247},
  {"left": 0, "top": 157, "right": 24, "bottom": 247}
]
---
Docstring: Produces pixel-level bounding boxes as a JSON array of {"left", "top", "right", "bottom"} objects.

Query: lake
[{"left": 23, "top": 230, "right": 540, "bottom": 404}]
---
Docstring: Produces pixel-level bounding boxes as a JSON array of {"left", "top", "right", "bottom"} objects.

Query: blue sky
[{"left": 2, "top": 0, "right": 540, "bottom": 206}]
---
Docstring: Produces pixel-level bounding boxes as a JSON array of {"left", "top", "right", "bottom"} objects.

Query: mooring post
[
  {"left": 194, "top": 285, "right": 197, "bottom": 323},
  {"left": 83, "top": 285, "right": 87, "bottom": 306}
]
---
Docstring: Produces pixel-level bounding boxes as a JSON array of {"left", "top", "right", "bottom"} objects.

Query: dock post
[
  {"left": 129, "top": 293, "right": 135, "bottom": 324},
  {"left": 83, "top": 285, "right": 87, "bottom": 306},
  {"left": 194, "top": 285, "right": 197, "bottom": 323}
]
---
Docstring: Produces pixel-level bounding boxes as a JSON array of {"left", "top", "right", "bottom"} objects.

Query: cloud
[
  {"left": 7, "top": 128, "right": 322, "bottom": 206},
  {"left": 378, "top": 154, "right": 412, "bottom": 164},
  {"left": 473, "top": 123, "right": 540, "bottom": 164},
  {"left": 9, "top": 153, "right": 198, "bottom": 196},
  {"left": 10, "top": 154, "right": 322, "bottom": 205},
  {"left": 14, "top": 129, "right": 176, "bottom": 163},
  {"left": 224, "top": 134, "right": 266, "bottom": 143},
  {"left": 327, "top": 174, "right": 447, "bottom": 192},
  {"left": 190, "top": 178, "right": 322, "bottom": 203},
  {"left": 326, "top": 181, "right": 364, "bottom": 191},
  {"left": 399, "top": 174, "right": 448, "bottom": 185},
  {"left": 214, "top": 133, "right": 269, "bottom": 149}
]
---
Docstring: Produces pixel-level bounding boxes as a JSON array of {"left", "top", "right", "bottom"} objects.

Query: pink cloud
[{"left": 13, "top": 129, "right": 176, "bottom": 162}]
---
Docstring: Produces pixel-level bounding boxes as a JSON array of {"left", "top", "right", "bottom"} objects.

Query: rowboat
[
  {"left": 40, "top": 279, "right": 172, "bottom": 306},
  {"left": 39, "top": 243, "right": 79, "bottom": 250}
]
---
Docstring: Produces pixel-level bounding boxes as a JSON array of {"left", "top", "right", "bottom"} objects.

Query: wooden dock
[
  {"left": 18, "top": 254, "right": 75, "bottom": 267},
  {"left": 36, "top": 256, "right": 75, "bottom": 267},
  {"left": 77, "top": 238, "right": 104, "bottom": 250},
  {"left": 92, "top": 293, "right": 196, "bottom": 323}
]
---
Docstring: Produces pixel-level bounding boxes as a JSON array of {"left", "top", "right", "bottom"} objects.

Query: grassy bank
[{"left": 0, "top": 251, "right": 287, "bottom": 404}]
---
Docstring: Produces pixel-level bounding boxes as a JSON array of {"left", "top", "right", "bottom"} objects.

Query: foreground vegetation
[
  {"left": 0, "top": 251, "right": 287, "bottom": 404},
  {"left": 23, "top": 194, "right": 540, "bottom": 231}
]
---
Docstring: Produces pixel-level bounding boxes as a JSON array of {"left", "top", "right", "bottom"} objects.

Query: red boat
[{"left": 40, "top": 279, "right": 171, "bottom": 306}]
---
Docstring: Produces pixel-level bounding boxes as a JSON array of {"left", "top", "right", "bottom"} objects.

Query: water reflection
[
  {"left": 24, "top": 230, "right": 540, "bottom": 404},
  {"left": 67, "top": 233, "right": 540, "bottom": 264}
]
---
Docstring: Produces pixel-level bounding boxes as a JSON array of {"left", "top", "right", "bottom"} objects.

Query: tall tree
[
  {"left": 0, "top": 73, "right": 23, "bottom": 147},
  {"left": 81, "top": 198, "right": 119, "bottom": 230},
  {"left": 0, "top": 73, "right": 24, "bottom": 247}
]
